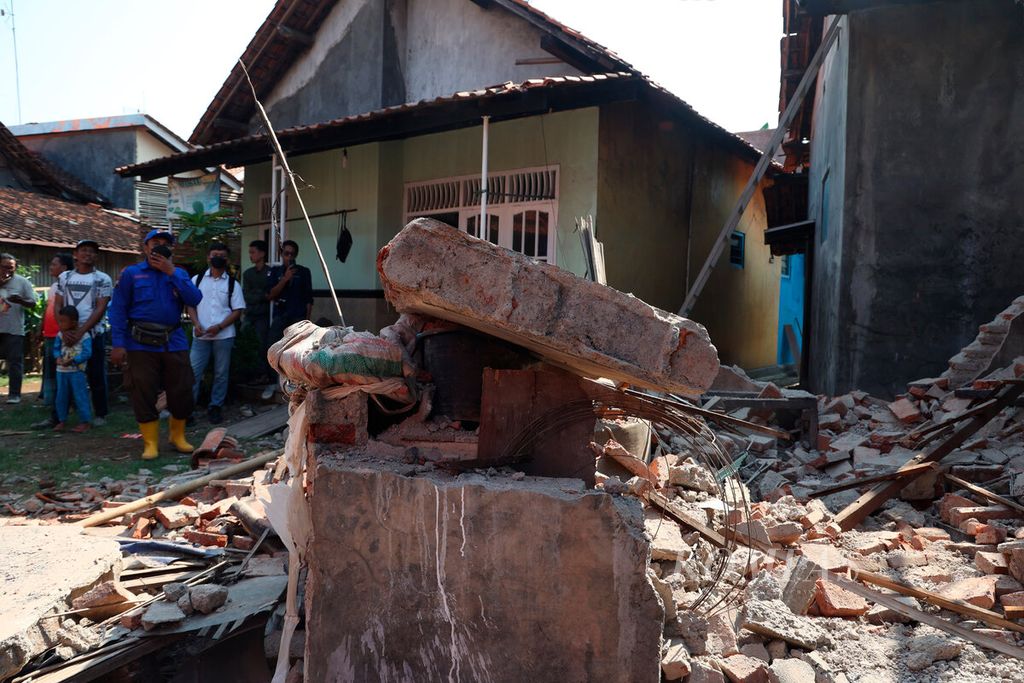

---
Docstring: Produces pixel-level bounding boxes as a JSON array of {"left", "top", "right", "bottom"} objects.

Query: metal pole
[{"left": 480, "top": 115, "right": 490, "bottom": 233}]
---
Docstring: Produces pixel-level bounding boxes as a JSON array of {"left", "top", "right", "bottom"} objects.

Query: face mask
[{"left": 210, "top": 256, "right": 228, "bottom": 269}]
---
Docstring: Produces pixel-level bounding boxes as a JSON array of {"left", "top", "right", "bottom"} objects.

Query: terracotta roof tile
[{"left": 0, "top": 187, "right": 144, "bottom": 254}]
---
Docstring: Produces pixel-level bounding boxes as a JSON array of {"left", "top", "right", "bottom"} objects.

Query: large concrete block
[
  {"left": 0, "top": 526, "right": 121, "bottom": 679},
  {"left": 378, "top": 218, "right": 719, "bottom": 395},
  {"left": 305, "top": 455, "right": 664, "bottom": 682}
]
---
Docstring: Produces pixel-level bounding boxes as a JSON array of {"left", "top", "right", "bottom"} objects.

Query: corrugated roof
[
  {"left": 0, "top": 121, "right": 110, "bottom": 206},
  {"left": 120, "top": 73, "right": 771, "bottom": 181},
  {"left": 0, "top": 187, "right": 144, "bottom": 254}
]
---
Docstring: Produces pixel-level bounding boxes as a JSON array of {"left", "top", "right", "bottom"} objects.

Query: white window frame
[{"left": 404, "top": 165, "right": 559, "bottom": 265}]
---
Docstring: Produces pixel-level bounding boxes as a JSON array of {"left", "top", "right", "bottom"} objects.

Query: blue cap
[{"left": 144, "top": 229, "right": 175, "bottom": 244}]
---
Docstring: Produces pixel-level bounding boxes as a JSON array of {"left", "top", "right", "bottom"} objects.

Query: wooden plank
[
  {"left": 943, "top": 473, "right": 1024, "bottom": 517},
  {"left": 833, "top": 574, "right": 1024, "bottom": 661},
  {"left": 833, "top": 380, "right": 1024, "bottom": 531},
  {"left": 1005, "top": 605, "right": 1024, "bottom": 620},
  {"left": 850, "top": 566, "right": 1024, "bottom": 634},
  {"left": 227, "top": 405, "right": 289, "bottom": 440},
  {"left": 809, "top": 462, "right": 939, "bottom": 497}
]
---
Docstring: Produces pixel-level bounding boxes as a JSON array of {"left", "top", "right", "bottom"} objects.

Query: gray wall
[
  {"left": 807, "top": 17, "right": 850, "bottom": 395},
  {"left": 811, "top": 1, "right": 1024, "bottom": 397},
  {"left": 259, "top": 0, "right": 581, "bottom": 133},
  {"left": 17, "top": 129, "right": 138, "bottom": 209}
]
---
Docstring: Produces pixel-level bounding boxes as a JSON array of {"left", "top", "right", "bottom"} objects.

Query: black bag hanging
[{"left": 336, "top": 211, "right": 353, "bottom": 263}]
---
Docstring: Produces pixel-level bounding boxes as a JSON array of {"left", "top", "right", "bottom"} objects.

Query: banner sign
[{"left": 167, "top": 173, "right": 220, "bottom": 219}]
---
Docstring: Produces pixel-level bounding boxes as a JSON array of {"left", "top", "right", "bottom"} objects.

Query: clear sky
[{"left": 0, "top": 0, "right": 781, "bottom": 140}]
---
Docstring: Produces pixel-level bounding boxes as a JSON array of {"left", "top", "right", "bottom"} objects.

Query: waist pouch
[{"left": 130, "top": 321, "right": 179, "bottom": 347}]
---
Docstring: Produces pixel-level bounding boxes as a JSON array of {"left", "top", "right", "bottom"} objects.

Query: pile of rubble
[
  {"left": 595, "top": 340, "right": 1024, "bottom": 680},
  {"left": 0, "top": 446, "right": 300, "bottom": 682}
]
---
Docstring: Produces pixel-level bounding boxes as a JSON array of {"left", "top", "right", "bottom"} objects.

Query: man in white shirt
[
  {"left": 187, "top": 242, "right": 245, "bottom": 425},
  {"left": 53, "top": 240, "right": 113, "bottom": 424}
]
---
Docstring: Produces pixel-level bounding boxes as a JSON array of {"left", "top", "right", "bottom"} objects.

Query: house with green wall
[{"left": 118, "top": 0, "right": 785, "bottom": 371}]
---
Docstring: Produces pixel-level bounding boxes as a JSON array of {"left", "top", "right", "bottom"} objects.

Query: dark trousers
[
  {"left": 0, "top": 333, "right": 25, "bottom": 398},
  {"left": 125, "top": 350, "right": 194, "bottom": 423},
  {"left": 42, "top": 337, "right": 57, "bottom": 405},
  {"left": 86, "top": 333, "right": 108, "bottom": 418},
  {"left": 246, "top": 315, "right": 271, "bottom": 379}
]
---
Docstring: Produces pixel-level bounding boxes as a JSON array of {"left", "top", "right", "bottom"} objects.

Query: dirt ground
[{"left": 0, "top": 376, "right": 273, "bottom": 498}]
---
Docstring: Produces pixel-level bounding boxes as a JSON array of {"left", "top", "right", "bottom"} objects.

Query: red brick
[
  {"left": 129, "top": 517, "right": 153, "bottom": 539},
  {"left": 231, "top": 535, "right": 255, "bottom": 551},
  {"left": 939, "top": 576, "right": 997, "bottom": 609},
  {"left": 976, "top": 551, "right": 1010, "bottom": 575},
  {"left": 719, "top": 654, "right": 768, "bottom": 683},
  {"left": 183, "top": 529, "right": 228, "bottom": 547},
  {"left": 814, "top": 579, "right": 869, "bottom": 617},
  {"left": 949, "top": 506, "right": 1018, "bottom": 527},
  {"left": 887, "top": 398, "right": 921, "bottom": 423},
  {"left": 999, "top": 590, "right": 1024, "bottom": 607},
  {"left": 976, "top": 525, "right": 1008, "bottom": 545},
  {"left": 154, "top": 504, "right": 199, "bottom": 530},
  {"left": 799, "top": 543, "right": 849, "bottom": 573}
]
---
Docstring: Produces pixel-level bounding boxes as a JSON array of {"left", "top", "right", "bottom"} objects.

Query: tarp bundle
[{"left": 268, "top": 321, "right": 409, "bottom": 387}]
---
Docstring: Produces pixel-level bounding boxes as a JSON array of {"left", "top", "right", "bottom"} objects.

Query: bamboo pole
[{"left": 76, "top": 450, "right": 283, "bottom": 528}]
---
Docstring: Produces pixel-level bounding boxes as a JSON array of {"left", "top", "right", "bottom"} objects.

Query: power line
[{"left": 1, "top": 0, "right": 21, "bottom": 122}]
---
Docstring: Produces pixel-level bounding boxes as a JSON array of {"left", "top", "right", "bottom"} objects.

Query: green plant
[{"left": 173, "top": 201, "right": 239, "bottom": 271}]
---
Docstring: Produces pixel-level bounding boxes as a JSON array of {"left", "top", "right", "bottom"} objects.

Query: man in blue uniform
[{"left": 109, "top": 229, "right": 203, "bottom": 459}]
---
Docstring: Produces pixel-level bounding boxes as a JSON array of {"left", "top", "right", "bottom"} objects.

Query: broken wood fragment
[
  {"left": 833, "top": 380, "right": 1024, "bottom": 531},
  {"left": 943, "top": 473, "right": 1024, "bottom": 518},
  {"left": 77, "top": 449, "right": 282, "bottom": 528}
]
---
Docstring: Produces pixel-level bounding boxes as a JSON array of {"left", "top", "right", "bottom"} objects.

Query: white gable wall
[
  {"left": 257, "top": 0, "right": 583, "bottom": 132},
  {"left": 403, "top": 0, "right": 582, "bottom": 103}
]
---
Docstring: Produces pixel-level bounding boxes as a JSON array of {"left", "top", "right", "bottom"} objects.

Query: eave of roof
[
  {"left": 0, "top": 121, "right": 110, "bottom": 206},
  {"left": 10, "top": 114, "right": 191, "bottom": 153},
  {"left": 120, "top": 74, "right": 771, "bottom": 181}
]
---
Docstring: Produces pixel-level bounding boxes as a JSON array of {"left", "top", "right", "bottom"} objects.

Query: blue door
[{"left": 777, "top": 254, "right": 805, "bottom": 366}]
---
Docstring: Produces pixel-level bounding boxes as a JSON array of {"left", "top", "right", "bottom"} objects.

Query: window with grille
[{"left": 404, "top": 165, "right": 559, "bottom": 264}]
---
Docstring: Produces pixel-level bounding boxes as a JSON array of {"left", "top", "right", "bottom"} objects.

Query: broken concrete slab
[
  {"left": 741, "top": 599, "right": 829, "bottom": 651},
  {"left": 378, "top": 218, "right": 720, "bottom": 395},
  {"left": 306, "top": 455, "right": 663, "bottom": 682},
  {"left": 0, "top": 525, "right": 121, "bottom": 680},
  {"left": 141, "top": 601, "right": 187, "bottom": 630},
  {"left": 645, "top": 509, "right": 693, "bottom": 562}
]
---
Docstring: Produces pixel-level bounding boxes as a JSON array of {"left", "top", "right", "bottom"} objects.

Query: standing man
[
  {"left": 54, "top": 240, "right": 113, "bottom": 425},
  {"left": 108, "top": 230, "right": 202, "bottom": 459},
  {"left": 187, "top": 242, "right": 245, "bottom": 425},
  {"left": 267, "top": 240, "right": 314, "bottom": 344},
  {"left": 242, "top": 239, "right": 272, "bottom": 382},
  {"left": 0, "top": 253, "right": 38, "bottom": 404}
]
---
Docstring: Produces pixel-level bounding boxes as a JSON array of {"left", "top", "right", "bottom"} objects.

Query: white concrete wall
[{"left": 402, "top": 0, "right": 582, "bottom": 103}]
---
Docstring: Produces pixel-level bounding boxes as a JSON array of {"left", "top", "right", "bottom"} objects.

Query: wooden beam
[
  {"left": 849, "top": 566, "right": 1024, "bottom": 634},
  {"left": 679, "top": 20, "right": 842, "bottom": 317},
  {"left": 808, "top": 462, "right": 939, "bottom": 497},
  {"left": 798, "top": 0, "right": 946, "bottom": 15},
  {"left": 943, "top": 472, "right": 1024, "bottom": 517},
  {"left": 275, "top": 23, "right": 315, "bottom": 46},
  {"left": 833, "top": 574, "right": 1024, "bottom": 661},
  {"left": 833, "top": 381, "right": 1024, "bottom": 531},
  {"left": 539, "top": 34, "right": 608, "bottom": 74}
]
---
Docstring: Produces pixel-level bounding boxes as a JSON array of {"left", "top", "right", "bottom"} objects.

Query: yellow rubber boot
[
  {"left": 139, "top": 421, "right": 160, "bottom": 460},
  {"left": 169, "top": 417, "right": 194, "bottom": 454}
]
